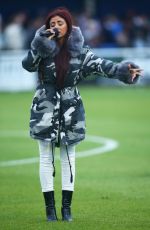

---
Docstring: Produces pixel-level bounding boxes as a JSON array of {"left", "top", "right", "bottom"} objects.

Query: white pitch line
[{"left": 0, "top": 131, "right": 119, "bottom": 167}]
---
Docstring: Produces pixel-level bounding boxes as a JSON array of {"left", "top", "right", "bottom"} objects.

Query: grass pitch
[{"left": 0, "top": 86, "right": 150, "bottom": 230}]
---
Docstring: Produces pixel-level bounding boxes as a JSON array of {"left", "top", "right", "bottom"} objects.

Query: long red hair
[{"left": 45, "top": 7, "right": 73, "bottom": 89}]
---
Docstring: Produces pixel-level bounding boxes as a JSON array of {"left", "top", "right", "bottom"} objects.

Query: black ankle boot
[
  {"left": 61, "top": 190, "right": 73, "bottom": 222},
  {"left": 43, "top": 191, "right": 58, "bottom": 221}
]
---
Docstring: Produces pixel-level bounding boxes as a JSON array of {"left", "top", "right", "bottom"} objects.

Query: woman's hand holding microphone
[{"left": 40, "top": 28, "right": 59, "bottom": 40}]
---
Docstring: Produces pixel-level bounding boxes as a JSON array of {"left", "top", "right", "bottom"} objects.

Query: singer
[{"left": 22, "top": 7, "right": 142, "bottom": 222}]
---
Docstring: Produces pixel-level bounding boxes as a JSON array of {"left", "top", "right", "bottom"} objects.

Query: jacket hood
[
  {"left": 31, "top": 25, "right": 84, "bottom": 58},
  {"left": 67, "top": 26, "right": 84, "bottom": 57}
]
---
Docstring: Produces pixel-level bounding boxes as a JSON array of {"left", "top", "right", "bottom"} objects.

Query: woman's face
[{"left": 49, "top": 15, "right": 68, "bottom": 38}]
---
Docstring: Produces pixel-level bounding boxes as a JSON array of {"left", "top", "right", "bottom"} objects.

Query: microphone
[{"left": 40, "top": 28, "right": 59, "bottom": 38}]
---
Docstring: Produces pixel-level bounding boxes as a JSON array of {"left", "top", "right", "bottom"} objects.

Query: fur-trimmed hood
[{"left": 31, "top": 25, "right": 84, "bottom": 58}]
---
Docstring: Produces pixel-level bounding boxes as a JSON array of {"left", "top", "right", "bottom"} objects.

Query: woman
[{"left": 22, "top": 7, "right": 142, "bottom": 222}]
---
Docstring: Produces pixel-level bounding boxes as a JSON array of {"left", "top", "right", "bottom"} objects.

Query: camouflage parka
[{"left": 22, "top": 26, "right": 139, "bottom": 147}]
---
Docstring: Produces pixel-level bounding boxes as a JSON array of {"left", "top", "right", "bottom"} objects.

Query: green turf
[{"left": 0, "top": 87, "right": 150, "bottom": 230}]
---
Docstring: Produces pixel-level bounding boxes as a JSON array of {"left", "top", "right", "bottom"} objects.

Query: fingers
[
  {"left": 48, "top": 34, "right": 55, "bottom": 40},
  {"left": 129, "top": 67, "right": 143, "bottom": 82},
  {"left": 46, "top": 29, "right": 54, "bottom": 32},
  {"left": 128, "top": 64, "right": 143, "bottom": 71},
  {"left": 130, "top": 68, "right": 143, "bottom": 72},
  {"left": 127, "top": 63, "right": 144, "bottom": 82},
  {"left": 45, "top": 29, "right": 55, "bottom": 40},
  {"left": 128, "top": 64, "right": 131, "bottom": 69},
  {"left": 130, "top": 69, "right": 143, "bottom": 76},
  {"left": 131, "top": 71, "right": 143, "bottom": 81},
  {"left": 131, "top": 74, "right": 136, "bottom": 82}
]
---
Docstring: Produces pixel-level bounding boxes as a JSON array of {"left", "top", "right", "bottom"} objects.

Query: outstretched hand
[{"left": 128, "top": 64, "right": 143, "bottom": 82}]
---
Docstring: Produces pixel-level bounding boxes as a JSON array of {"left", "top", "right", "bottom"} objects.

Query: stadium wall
[{"left": 0, "top": 48, "right": 150, "bottom": 92}]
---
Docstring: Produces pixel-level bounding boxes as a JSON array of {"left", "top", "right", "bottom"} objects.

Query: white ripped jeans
[{"left": 38, "top": 140, "right": 75, "bottom": 192}]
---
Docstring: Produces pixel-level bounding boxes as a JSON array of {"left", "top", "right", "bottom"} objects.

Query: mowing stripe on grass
[{"left": 0, "top": 131, "right": 119, "bottom": 167}]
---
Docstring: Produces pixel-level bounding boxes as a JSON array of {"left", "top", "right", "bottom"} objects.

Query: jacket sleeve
[
  {"left": 22, "top": 49, "right": 41, "bottom": 72},
  {"left": 80, "top": 48, "right": 140, "bottom": 84},
  {"left": 22, "top": 25, "right": 59, "bottom": 72}
]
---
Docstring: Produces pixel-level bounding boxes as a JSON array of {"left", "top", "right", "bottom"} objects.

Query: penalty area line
[{"left": 0, "top": 132, "right": 119, "bottom": 167}]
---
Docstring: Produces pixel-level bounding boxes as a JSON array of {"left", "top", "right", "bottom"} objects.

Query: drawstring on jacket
[
  {"left": 51, "top": 141, "right": 73, "bottom": 183},
  {"left": 65, "top": 145, "right": 73, "bottom": 183},
  {"left": 51, "top": 142, "right": 56, "bottom": 177}
]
